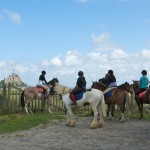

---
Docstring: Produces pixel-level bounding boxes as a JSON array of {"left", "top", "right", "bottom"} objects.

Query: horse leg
[
  {"left": 90, "top": 105, "right": 98, "bottom": 129},
  {"left": 25, "top": 103, "right": 30, "bottom": 114},
  {"left": 66, "top": 111, "right": 71, "bottom": 126},
  {"left": 47, "top": 96, "right": 52, "bottom": 113},
  {"left": 140, "top": 103, "right": 143, "bottom": 119},
  {"left": 107, "top": 104, "right": 112, "bottom": 120},
  {"left": 65, "top": 105, "right": 75, "bottom": 127},
  {"left": 97, "top": 102, "right": 105, "bottom": 128},
  {"left": 28, "top": 102, "right": 33, "bottom": 114},
  {"left": 136, "top": 99, "right": 143, "bottom": 119},
  {"left": 117, "top": 103, "right": 125, "bottom": 122}
]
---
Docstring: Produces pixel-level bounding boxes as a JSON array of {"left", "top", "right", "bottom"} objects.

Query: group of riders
[{"left": 37, "top": 69, "right": 150, "bottom": 105}]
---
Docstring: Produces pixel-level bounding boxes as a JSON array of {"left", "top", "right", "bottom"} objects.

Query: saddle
[
  {"left": 69, "top": 92, "right": 84, "bottom": 104},
  {"left": 36, "top": 85, "right": 46, "bottom": 93},
  {"left": 104, "top": 91, "right": 113, "bottom": 99},
  {"left": 138, "top": 91, "right": 147, "bottom": 99}
]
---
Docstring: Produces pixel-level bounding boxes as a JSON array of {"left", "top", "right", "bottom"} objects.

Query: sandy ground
[{"left": 0, "top": 116, "right": 150, "bottom": 150}]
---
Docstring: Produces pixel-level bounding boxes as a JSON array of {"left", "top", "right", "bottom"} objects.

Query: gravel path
[{"left": 0, "top": 117, "right": 150, "bottom": 150}]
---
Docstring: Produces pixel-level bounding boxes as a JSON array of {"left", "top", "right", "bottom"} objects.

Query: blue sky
[{"left": 0, "top": 0, "right": 150, "bottom": 87}]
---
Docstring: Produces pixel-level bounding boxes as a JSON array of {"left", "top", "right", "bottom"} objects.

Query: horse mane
[
  {"left": 95, "top": 81, "right": 107, "bottom": 87},
  {"left": 55, "top": 82, "right": 71, "bottom": 94}
]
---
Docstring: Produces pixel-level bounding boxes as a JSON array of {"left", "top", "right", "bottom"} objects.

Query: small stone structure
[{"left": 4, "top": 72, "right": 21, "bottom": 85}]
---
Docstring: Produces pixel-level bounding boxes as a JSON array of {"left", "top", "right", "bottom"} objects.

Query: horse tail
[
  {"left": 99, "top": 91, "right": 106, "bottom": 117},
  {"left": 21, "top": 90, "right": 25, "bottom": 108},
  {"left": 124, "top": 91, "right": 130, "bottom": 114}
]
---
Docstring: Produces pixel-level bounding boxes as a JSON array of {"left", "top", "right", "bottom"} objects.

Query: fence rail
[{"left": 0, "top": 84, "right": 92, "bottom": 114}]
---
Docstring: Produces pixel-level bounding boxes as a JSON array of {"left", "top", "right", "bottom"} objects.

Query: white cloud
[
  {"left": 3, "top": 9, "right": 21, "bottom": 25},
  {"left": 41, "top": 57, "right": 62, "bottom": 67},
  {"left": 91, "top": 32, "right": 118, "bottom": 51},
  {"left": 64, "top": 50, "right": 82, "bottom": 66},
  {"left": 15, "top": 64, "right": 29, "bottom": 73},
  {"left": 141, "top": 49, "right": 150, "bottom": 59},
  {"left": 110, "top": 49, "right": 128, "bottom": 59},
  {"left": 42, "top": 59, "right": 51, "bottom": 66},
  {"left": 0, "top": 61, "right": 7, "bottom": 67},
  {"left": 50, "top": 57, "right": 62, "bottom": 66}
]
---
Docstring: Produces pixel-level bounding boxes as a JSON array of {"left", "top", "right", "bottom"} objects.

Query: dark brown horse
[
  {"left": 132, "top": 80, "right": 150, "bottom": 119},
  {"left": 91, "top": 81, "right": 131, "bottom": 122}
]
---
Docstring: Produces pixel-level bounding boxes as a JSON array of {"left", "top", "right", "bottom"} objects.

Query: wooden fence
[{"left": 0, "top": 84, "right": 92, "bottom": 114}]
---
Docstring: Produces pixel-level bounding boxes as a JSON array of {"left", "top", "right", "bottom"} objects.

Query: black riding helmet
[
  {"left": 42, "top": 70, "right": 46, "bottom": 75},
  {"left": 141, "top": 70, "right": 147, "bottom": 75},
  {"left": 78, "top": 71, "right": 84, "bottom": 76},
  {"left": 108, "top": 69, "right": 113, "bottom": 75}
]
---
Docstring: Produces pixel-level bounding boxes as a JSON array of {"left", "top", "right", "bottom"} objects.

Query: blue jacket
[{"left": 139, "top": 75, "right": 149, "bottom": 89}]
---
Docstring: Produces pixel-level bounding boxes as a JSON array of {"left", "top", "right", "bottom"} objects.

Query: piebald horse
[
  {"left": 20, "top": 80, "right": 55, "bottom": 114},
  {"left": 53, "top": 82, "right": 106, "bottom": 129}
]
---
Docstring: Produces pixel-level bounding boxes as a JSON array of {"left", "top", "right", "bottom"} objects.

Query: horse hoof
[
  {"left": 90, "top": 124, "right": 97, "bottom": 129},
  {"left": 98, "top": 123, "right": 103, "bottom": 128},
  {"left": 120, "top": 120, "right": 124, "bottom": 123},
  {"left": 90, "top": 126, "right": 97, "bottom": 129}
]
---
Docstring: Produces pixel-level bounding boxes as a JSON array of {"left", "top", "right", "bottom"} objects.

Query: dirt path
[{"left": 0, "top": 117, "right": 150, "bottom": 150}]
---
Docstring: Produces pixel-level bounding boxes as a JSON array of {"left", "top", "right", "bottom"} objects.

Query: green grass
[
  {"left": 0, "top": 112, "right": 65, "bottom": 133},
  {"left": 0, "top": 109, "right": 149, "bottom": 134},
  {"left": 113, "top": 110, "right": 150, "bottom": 121}
]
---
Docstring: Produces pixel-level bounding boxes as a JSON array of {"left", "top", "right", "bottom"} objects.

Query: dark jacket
[
  {"left": 39, "top": 74, "right": 47, "bottom": 84},
  {"left": 76, "top": 76, "right": 86, "bottom": 88},
  {"left": 107, "top": 75, "right": 116, "bottom": 84}
]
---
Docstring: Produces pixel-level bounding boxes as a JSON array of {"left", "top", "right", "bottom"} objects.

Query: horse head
[
  {"left": 118, "top": 82, "right": 133, "bottom": 93},
  {"left": 132, "top": 80, "right": 139, "bottom": 93},
  {"left": 48, "top": 78, "right": 59, "bottom": 87}
]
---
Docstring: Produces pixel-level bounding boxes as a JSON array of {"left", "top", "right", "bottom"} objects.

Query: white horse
[{"left": 53, "top": 82, "right": 106, "bottom": 129}]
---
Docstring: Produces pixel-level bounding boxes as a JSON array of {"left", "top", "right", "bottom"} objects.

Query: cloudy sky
[{"left": 0, "top": 0, "right": 150, "bottom": 87}]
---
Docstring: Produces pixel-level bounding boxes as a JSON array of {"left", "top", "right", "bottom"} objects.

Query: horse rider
[
  {"left": 99, "top": 73, "right": 109, "bottom": 86},
  {"left": 136, "top": 70, "right": 150, "bottom": 96},
  {"left": 38, "top": 70, "right": 50, "bottom": 95},
  {"left": 70, "top": 71, "right": 87, "bottom": 105},
  {"left": 103, "top": 69, "right": 117, "bottom": 94}
]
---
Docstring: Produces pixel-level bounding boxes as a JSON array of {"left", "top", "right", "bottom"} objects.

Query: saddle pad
[
  {"left": 104, "top": 91, "right": 112, "bottom": 98},
  {"left": 38, "top": 88, "right": 44, "bottom": 93},
  {"left": 36, "top": 85, "right": 45, "bottom": 93},
  {"left": 76, "top": 92, "right": 84, "bottom": 101},
  {"left": 139, "top": 91, "right": 147, "bottom": 99}
]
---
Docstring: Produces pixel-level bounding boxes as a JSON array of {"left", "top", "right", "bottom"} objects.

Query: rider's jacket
[
  {"left": 107, "top": 75, "right": 117, "bottom": 87},
  {"left": 39, "top": 74, "right": 47, "bottom": 85},
  {"left": 76, "top": 76, "right": 86, "bottom": 89},
  {"left": 139, "top": 75, "right": 149, "bottom": 89}
]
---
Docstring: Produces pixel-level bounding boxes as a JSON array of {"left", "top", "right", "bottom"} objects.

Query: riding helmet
[
  {"left": 141, "top": 70, "right": 147, "bottom": 75},
  {"left": 78, "top": 71, "right": 84, "bottom": 76},
  {"left": 42, "top": 70, "right": 46, "bottom": 74},
  {"left": 108, "top": 69, "right": 113, "bottom": 75}
]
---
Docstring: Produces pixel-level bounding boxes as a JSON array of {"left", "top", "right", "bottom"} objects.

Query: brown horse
[
  {"left": 20, "top": 78, "right": 57, "bottom": 114},
  {"left": 91, "top": 81, "right": 131, "bottom": 122},
  {"left": 132, "top": 80, "right": 150, "bottom": 119}
]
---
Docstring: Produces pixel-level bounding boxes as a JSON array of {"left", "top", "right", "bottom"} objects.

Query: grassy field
[
  {"left": 0, "top": 112, "right": 65, "bottom": 133},
  {"left": 0, "top": 110, "right": 150, "bottom": 134}
]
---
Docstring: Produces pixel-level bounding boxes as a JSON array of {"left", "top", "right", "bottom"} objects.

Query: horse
[
  {"left": 52, "top": 82, "right": 106, "bottom": 129},
  {"left": 132, "top": 80, "right": 150, "bottom": 119},
  {"left": 20, "top": 79, "right": 56, "bottom": 114},
  {"left": 91, "top": 81, "right": 131, "bottom": 122}
]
